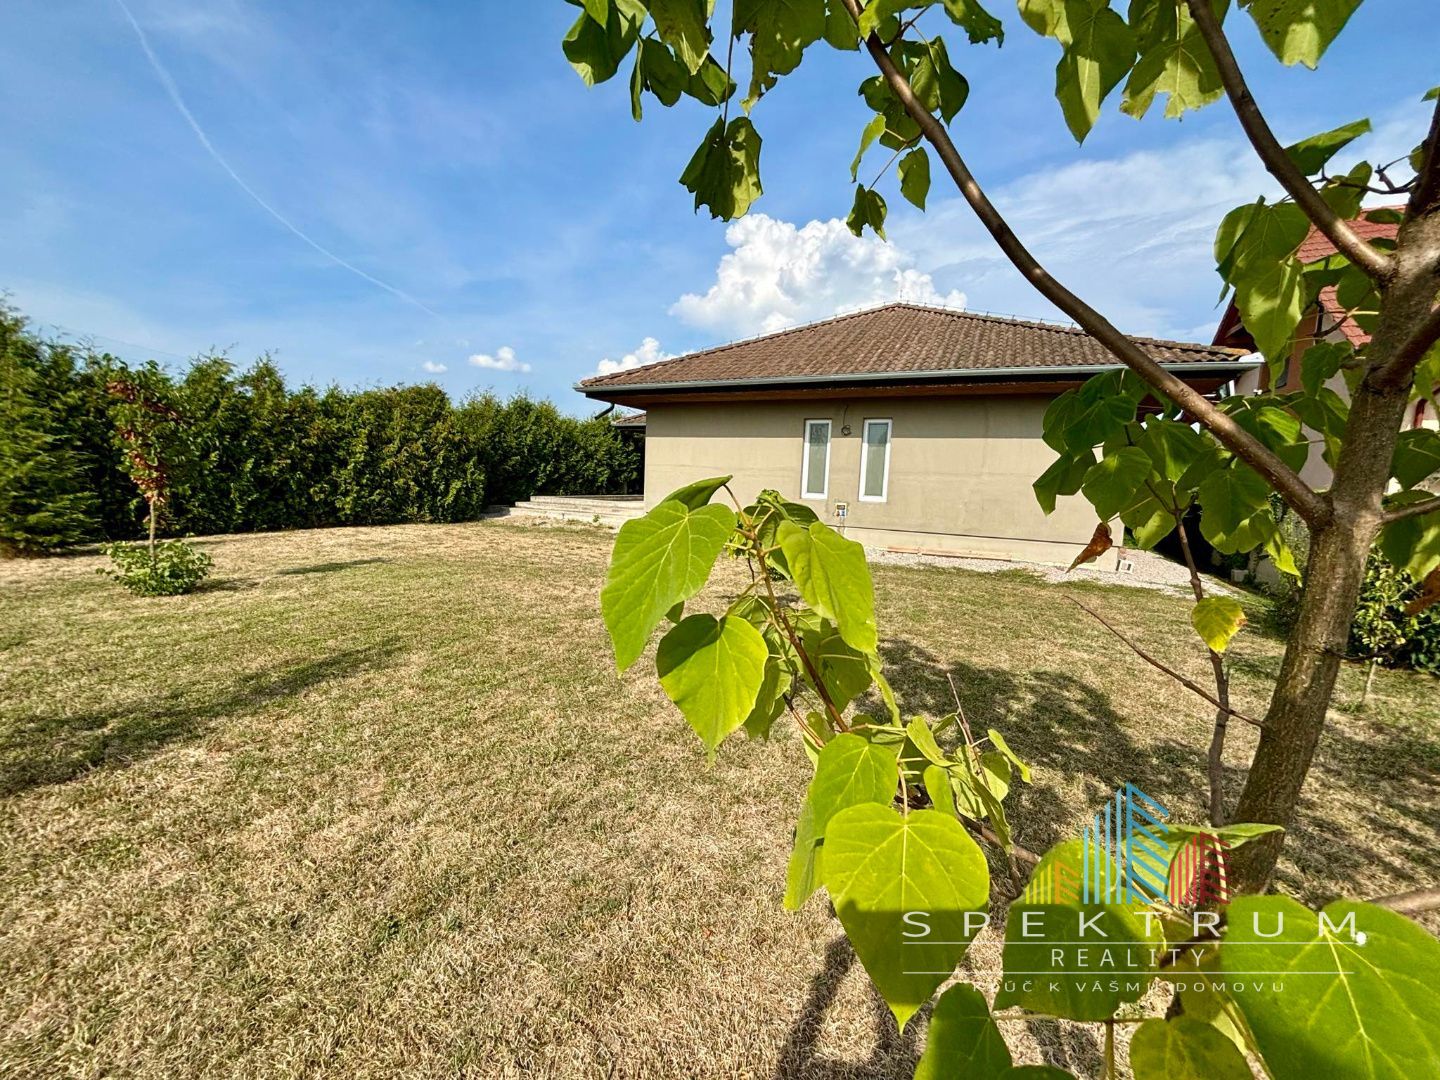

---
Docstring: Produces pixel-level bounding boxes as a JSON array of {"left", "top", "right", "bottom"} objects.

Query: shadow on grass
[
  {"left": 0, "top": 640, "right": 403, "bottom": 797},
  {"left": 868, "top": 636, "right": 1440, "bottom": 899},
  {"left": 774, "top": 934, "right": 919, "bottom": 1080},
  {"left": 275, "top": 558, "right": 391, "bottom": 577}
]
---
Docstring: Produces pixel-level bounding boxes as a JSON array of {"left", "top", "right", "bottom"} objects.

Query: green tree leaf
[
  {"left": 914, "top": 983, "right": 1013, "bottom": 1080},
  {"left": 680, "top": 117, "right": 764, "bottom": 220},
  {"left": 1235, "top": 257, "right": 1305, "bottom": 365},
  {"left": 987, "top": 728, "right": 1032, "bottom": 782},
  {"left": 1040, "top": 0, "right": 1138, "bottom": 143},
  {"left": 1378, "top": 498, "right": 1440, "bottom": 582},
  {"left": 995, "top": 839, "right": 1161, "bottom": 1020},
  {"left": 1033, "top": 449, "right": 1096, "bottom": 514},
  {"left": 823, "top": 0, "right": 859, "bottom": 49},
  {"left": 1391, "top": 428, "right": 1440, "bottom": 491},
  {"left": 1221, "top": 897, "right": 1440, "bottom": 1079},
  {"left": 735, "top": 0, "right": 827, "bottom": 109},
  {"left": 821, "top": 804, "right": 989, "bottom": 1029},
  {"left": 1197, "top": 465, "right": 1272, "bottom": 553},
  {"left": 784, "top": 732, "right": 900, "bottom": 909},
  {"left": 563, "top": 0, "right": 646, "bottom": 86},
  {"left": 744, "top": 635, "right": 793, "bottom": 740},
  {"left": 799, "top": 618, "right": 877, "bottom": 710},
  {"left": 1081, "top": 445, "right": 1153, "bottom": 520},
  {"left": 846, "top": 184, "right": 888, "bottom": 239},
  {"left": 1122, "top": 0, "right": 1226, "bottom": 120},
  {"left": 1215, "top": 199, "right": 1309, "bottom": 281},
  {"left": 1238, "top": 0, "right": 1361, "bottom": 68},
  {"left": 779, "top": 520, "right": 878, "bottom": 654},
  {"left": 851, "top": 113, "right": 887, "bottom": 181},
  {"left": 661, "top": 474, "right": 734, "bottom": 509},
  {"left": 601, "top": 499, "right": 736, "bottom": 670},
  {"left": 1190, "top": 596, "right": 1247, "bottom": 653},
  {"left": 646, "top": 0, "right": 711, "bottom": 74},
  {"left": 942, "top": 0, "right": 1004, "bottom": 43},
  {"left": 1299, "top": 340, "right": 1351, "bottom": 397},
  {"left": 1284, "top": 117, "right": 1373, "bottom": 175},
  {"left": 1139, "top": 418, "right": 1206, "bottom": 483},
  {"left": 898, "top": 146, "right": 931, "bottom": 209},
  {"left": 1129, "top": 1016, "right": 1252, "bottom": 1080},
  {"left": 657, "top": 613, "right": 769, "bottom": 753}
]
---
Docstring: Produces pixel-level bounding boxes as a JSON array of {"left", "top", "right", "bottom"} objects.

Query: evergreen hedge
[{"left": 0, "top": 305, "right": 638, "bottom": 553}]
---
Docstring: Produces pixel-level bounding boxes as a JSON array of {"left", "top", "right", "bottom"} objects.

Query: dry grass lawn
[{"left": 1, "top": 520, "right": 1436, "bottom": 1078}]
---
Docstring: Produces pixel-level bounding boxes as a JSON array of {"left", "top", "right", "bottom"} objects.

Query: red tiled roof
[
  {"left": 579, "top": 303, "right": 1245, "bottom": 393},
  {"left": 1302, "top": 209, "right": 1401, "bottom": 347}
]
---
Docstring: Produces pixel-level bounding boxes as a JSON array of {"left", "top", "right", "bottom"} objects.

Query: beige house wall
[{"left": 643, "top": 397, "right": 1116, "bottom": 568}]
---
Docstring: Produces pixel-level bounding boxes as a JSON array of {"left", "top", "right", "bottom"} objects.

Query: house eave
[{"left": 575, "top": 358, "right": 1261, "bottom": 400}]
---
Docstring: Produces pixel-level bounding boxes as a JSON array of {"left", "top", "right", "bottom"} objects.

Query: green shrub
[
  {"left": 1267, "top": 534, "right": 1440, "bottom": 675},
  {"left": 99, "top": 540, "right": 213, "bottom": 596}
]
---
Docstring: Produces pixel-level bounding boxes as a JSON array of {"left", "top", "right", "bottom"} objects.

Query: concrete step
[
  {"left": 522, "top": 495, "right": 644, "bottom": 516},
  {"left": 482, "top": 501, "right": 644, "bottom": 528}
]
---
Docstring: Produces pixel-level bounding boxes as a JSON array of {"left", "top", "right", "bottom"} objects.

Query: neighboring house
[
  {"left": 1214, "top": 210, "right": 1439, "bottom": 491},
  {"left": 577, "top": 303, "right": 1257, "bottom": 567}
]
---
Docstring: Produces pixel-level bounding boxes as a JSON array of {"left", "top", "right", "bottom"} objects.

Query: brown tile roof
[
  {"left": 579, "top": 303, "right": 1246, "bottom": 394},
  {"left": 1214, "top": 209, "right": 1402, "bottom": 351},
  {"left": 1299, "top": 209, "right": 1401, "bottom": 347},
  {"left": 611, "top": 410, "right": 647, "bottom": 427}
]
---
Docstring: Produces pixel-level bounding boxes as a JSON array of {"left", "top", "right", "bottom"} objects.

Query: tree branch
[
  {"left": 1066, "top": 595, "right": 1264, "bottom": 729},
  {"left": 1407, "top": 94, "right": 1440, "bottom": 219},
  {"left": 1369, "top": 301, "right": 1440, "bottom": 392},
  {"left": 1384, "top": 494, "right": 1440, "bottom": 525},
  {"left": 1184, "top": 0, "right": 1391, "bottom": 281},
  {"left": 1369, "top": 886, "right": 1440, "bottom": 915},
  {"left": 840, "top": 0, "right": 1332, "bottom": 528}
]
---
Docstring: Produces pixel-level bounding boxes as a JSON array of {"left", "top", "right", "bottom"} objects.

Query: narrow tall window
[
  {"left": 860, "top": 419, "right": 891, "bottom": 502},
  {"left": 801, "top": 419, "right": 831, "bottom": 500}
]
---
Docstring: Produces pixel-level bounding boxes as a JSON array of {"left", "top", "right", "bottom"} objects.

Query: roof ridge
[{"left": 579, "top": 301, "right": 1244, "bottom": 389}]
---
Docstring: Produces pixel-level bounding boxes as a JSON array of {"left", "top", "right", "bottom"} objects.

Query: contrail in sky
[{"left": 113, "top": 0, "right": 441, "bottom": 318}]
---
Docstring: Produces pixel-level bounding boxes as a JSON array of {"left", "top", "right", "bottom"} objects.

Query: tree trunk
[
  {"left": 1230, "top": 217, "right": 1435, "bottom": 889},
  {"left": 147, "top": 497, "right": 158, "bottom": 564},
  {"left": 1228, "top": 516, "right": 1372, "bottom": 890}
]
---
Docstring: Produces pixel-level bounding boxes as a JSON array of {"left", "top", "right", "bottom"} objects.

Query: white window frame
[
  {"left": 800, "top": 419, "right": 831, "bottom": 501},
  {"left": 858, "top": 418, "right": 892, "bottom": 503}
]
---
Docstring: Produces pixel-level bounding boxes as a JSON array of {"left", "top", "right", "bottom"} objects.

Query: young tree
[
  {"left": 561, "top": 0, "right": 1440, "bottom": 890},
  {"left": 0, "top": 307, "right": 96, "bottom": 554},
  {"left": 106, "top": 364, "right": 187, "bottom": 560}
]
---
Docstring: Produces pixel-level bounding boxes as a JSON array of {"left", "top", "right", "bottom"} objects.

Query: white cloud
[
  {"left": 421, "top": 360, "right": 447, "bottom": 373},
  {"left": 596, "top": 336, "right": 672, "bottom": 376},
  {"left": 468, "top": 346, "right": 530, "bottom": 373},
  {"left": 670, "top": 214, "right": 967, "bottom": 338}
]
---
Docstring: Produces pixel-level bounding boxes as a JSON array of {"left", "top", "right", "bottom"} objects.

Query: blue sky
[{"left": 2, "top": 1, "right": 1432, "bottom": 412}]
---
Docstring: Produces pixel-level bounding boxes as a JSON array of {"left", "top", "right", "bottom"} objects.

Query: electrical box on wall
[{"left": 834, "top": 502, "right": 849, "bottom": 519}]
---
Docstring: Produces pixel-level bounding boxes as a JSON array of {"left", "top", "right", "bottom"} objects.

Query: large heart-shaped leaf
[
  {"left": 784, "top": 733, "right": 899, "bottom": 910},
  {"left": 1129, "top": 1016, "right": 1251, "bottom": 1080},
  {"left": 995, "top": 839, "right": 1160, "bottom": 1021},
  {"left": 914, "top": 983, "right": 1013, "bottom": 1080},
  {"left": 1221, "top": 897, "right": 1440, "bottom": 1079},
  {"left": 779, "top": 520, "right": 878, "bottom": 654},
  {"left": 656, "top": 614, "right": 767, "bottom": 754},
  {"left": 821, "top": 804, "right": 989, "bottom": 1029},
  {"left": 601, "top": 499, "right": 736, "bottom": 670}
]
